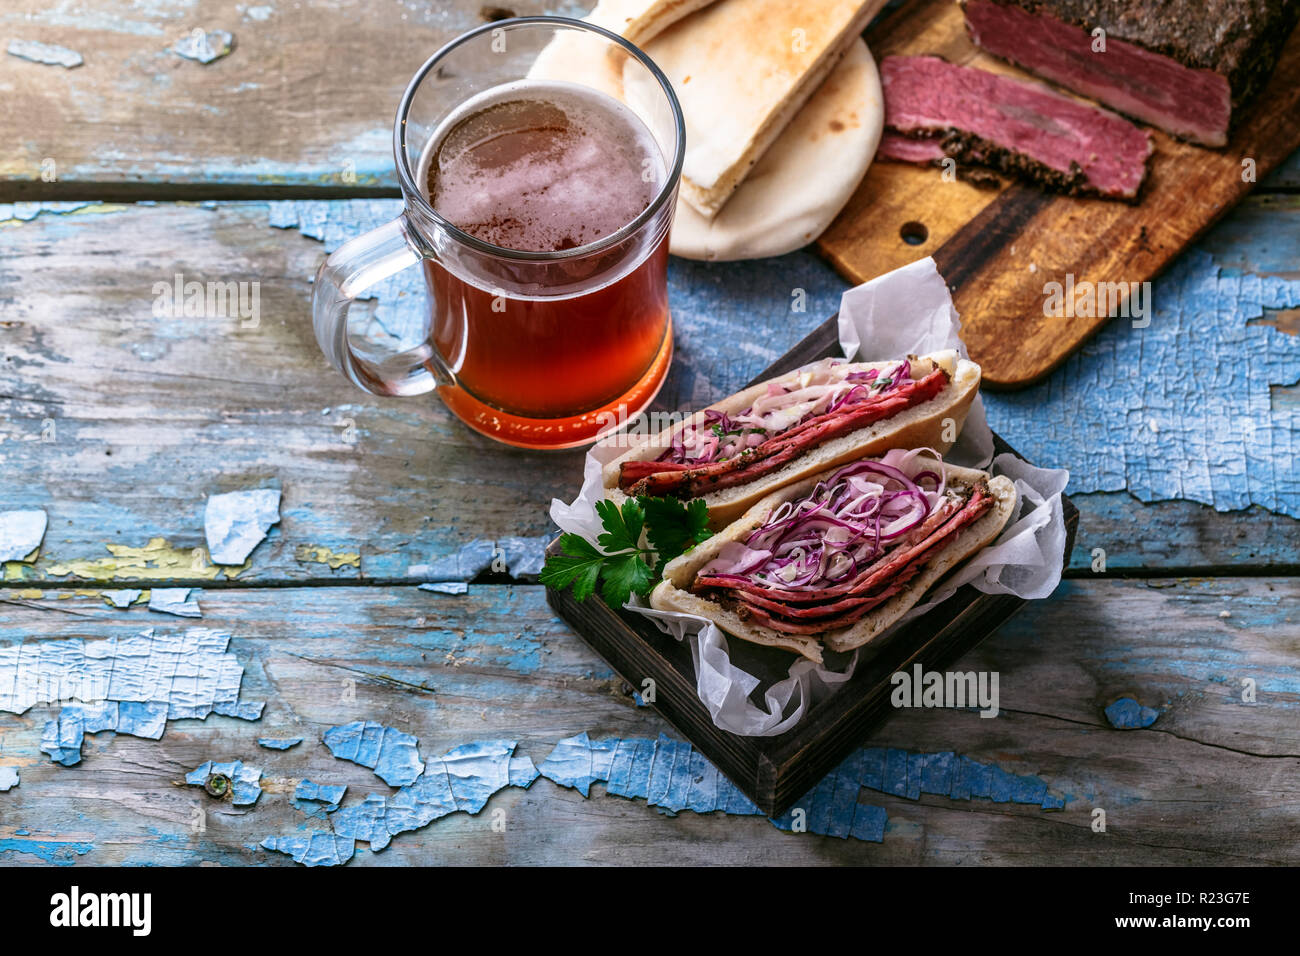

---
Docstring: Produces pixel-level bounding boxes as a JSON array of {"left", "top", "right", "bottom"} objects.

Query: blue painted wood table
[{"left": 1, "top": 1, "right": 1298, "bottom": 866}]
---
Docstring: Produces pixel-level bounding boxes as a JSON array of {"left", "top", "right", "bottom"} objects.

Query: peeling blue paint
[
  {"left": 148, "top": 587, "right": 202, "bottom": 617},
  {"left": 538, "top": 732, "right": 882, "bottom": 837},
  {"left": 322, "top": 721, "right": 424, "bottom": 786},
  {"left": 2, "top": 627, "right": 261, "bottom": 765},
  {"left": 213, "top": 699, "right": 265, "bottom": 720},
  {"left": 0, "top": 201, "right": 119, "bottom": 224},
  {"left": 6, "top": 39, "right": 82, "bottom": 68},
  {"left": 1104, "top": 697, "right": 1160, "bottom": 729},
  {"left": 261, "top": 739, "right": 537, "bottom": 866},
  {"left": 102, "top": 588, "right": 143, "bottom": 608},
  {"left": 294, "top": 779, "right": 346, "bottom": 810},
  {"left": 410, "top": 534, "right": 551, "bottom": 584},
  {"left": 0, "top": 838, "right": 94, "bottom": 865},
  {"left": 984, "top": 250, "right": 1300, "bottom": 516},
  {"left": 539, "top": 733, "right": 1068, "bottom": 842},
  {"left": 411, "top": 539, "right": 496, "bottom": 583},
  {"left": 186, "top": 759, "right": 263, "bottom": 805},
  {"left": 205, "top": 488, "right": 281, "bottom": 565},
  {"left": 418, "top": 581, "right": 467, "bottom": 594},
  {"left": 257, "top": 736, "right": 302, "bottom": 751},
  {"left": 42, "top": 701, "right": 166, "bottom": 766},
  {"left": 0, "top": 766, "right": 18, "bottom": 791},
  {"left": 261, "top": 832, "right": 354, "bottom": 867},
  {"left": 173, "top": 29, "right": 234, "bottom": 64},
  {"left": 0, "top": 509, "right": 47, "bottom": 561}
]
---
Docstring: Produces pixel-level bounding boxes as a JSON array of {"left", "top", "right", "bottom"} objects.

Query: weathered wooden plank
[
  {"left": 1066, "top": 493, "right": 1300, "bottom": 574},
  {"left": 0, "top": 200, "right": 847, "bottom": 586},
  {"left": 2, "top": 199, "right": 1298, "bottom": 583},
  {"left": 1197, "top": 193, "right": 1300, "bottom": 280},
  {"left": 0, "top": 0, "right": 576, "bottom": 199},
  {"left": 0, "top": 579, "right": 1295, "bottom": 865}
]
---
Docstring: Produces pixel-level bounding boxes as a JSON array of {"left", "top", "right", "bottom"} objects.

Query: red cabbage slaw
[
  {"left": 657, "top": 358, "right": 914, "bottom": 466},
  {"left": 698, "top": 448, "right": 951, "bottom": 591}
]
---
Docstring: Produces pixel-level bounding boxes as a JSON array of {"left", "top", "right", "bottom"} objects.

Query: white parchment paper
[{"left": 550, "top": 257, "right": 1069, "bottom": 736}]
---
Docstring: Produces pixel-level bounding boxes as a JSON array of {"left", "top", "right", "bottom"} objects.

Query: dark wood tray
[{"left": 545, "top": 315, "right": 1080, "bottom": 818}]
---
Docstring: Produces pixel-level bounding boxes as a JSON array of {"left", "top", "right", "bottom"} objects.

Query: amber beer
[{"left": 420, "top": 81, "right": 672, "bottom": 448}]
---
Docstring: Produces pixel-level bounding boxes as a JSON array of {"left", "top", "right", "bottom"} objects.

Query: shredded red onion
[{"left": 699, "top": 448, "right": 950, "bottom": 591}]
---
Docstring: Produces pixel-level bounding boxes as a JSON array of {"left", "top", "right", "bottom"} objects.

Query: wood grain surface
[
  {"left": 0, "top": 0, "right": 566, "bottom": 198},
  {"left": 816, "top": 0, "right": 1300, "bottom": 387},
  {"left": 1, "top": 0, "right": 1297, "bottom": 869},
  {"left": 1, "top": 580, "right": 1295, "bottom": 865},
  {"left": 2, "top": 200, "right": 1296, "bottom": 585}
]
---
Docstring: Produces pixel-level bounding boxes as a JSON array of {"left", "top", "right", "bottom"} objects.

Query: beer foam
[{"left": 425, "top": 81, "right": 665, "bottom": 253}]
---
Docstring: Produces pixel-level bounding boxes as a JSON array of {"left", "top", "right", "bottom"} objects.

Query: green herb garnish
[{"left": 541, "top": 496, "right": 713, "bottom": 607}]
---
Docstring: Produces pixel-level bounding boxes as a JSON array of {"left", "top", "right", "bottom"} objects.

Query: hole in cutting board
[{"left": 899, "top": 220, "right": 929, "bottom": 245}]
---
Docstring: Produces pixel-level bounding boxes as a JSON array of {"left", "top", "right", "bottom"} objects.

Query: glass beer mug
[{"left": 311, "top": 17, "right": 685, "bottom": 449}]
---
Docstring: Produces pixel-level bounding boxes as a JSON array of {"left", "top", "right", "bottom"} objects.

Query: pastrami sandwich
[
  {"left": 604, "top": 351, "right": 980, "bottom": 528},
  {"left": 650, "top": 448, "right": 1016, "bottom": 662}
]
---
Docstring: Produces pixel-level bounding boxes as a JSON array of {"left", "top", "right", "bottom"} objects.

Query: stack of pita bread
[{"left": 581, "top": 0, "right": 888, "bottom": 261}]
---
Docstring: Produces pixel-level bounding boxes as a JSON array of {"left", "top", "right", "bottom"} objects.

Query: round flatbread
[{"left": 668, "top": 37, "right": 883, "bottom": 261}]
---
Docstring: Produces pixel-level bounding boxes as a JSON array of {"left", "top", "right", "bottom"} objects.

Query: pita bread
[
  {"left": 669, "top": 37, "right": 882, "bottom": 260},
  {"left": 651, "top": 459, "right": 1017, "bottom": 662},
  {"left": 604, "top": 351, "right": 981, "bottom": 529},
  {"left": 635, "top": 0, "right": 888, "bottom": 219},
  {"left": 585, "top": 0, "right": 720, "bottom": 47}
]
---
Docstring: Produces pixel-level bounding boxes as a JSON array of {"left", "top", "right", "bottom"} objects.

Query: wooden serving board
[
  {"left": 545, "top": 314, "right": 1080, "bottom": 818},
  {"left": 818, "top": 0, "right": 1300, "bottom": 389}
]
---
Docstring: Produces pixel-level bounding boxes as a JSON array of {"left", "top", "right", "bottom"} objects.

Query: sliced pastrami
[
  {"left": 733, "top": 583, "right": 901, "bottom": 623},
  {"left": 619, "top": 459, "right": 693, "bottom": 484},
  {"left": 961, "top": 0, "right": 1300, "bottom": 147},
  {"left": 881, "top": 55, "right": 1153, "bottom": 200},
  {"left": 732, "top": 590, "right": 894, "bottom": 635},
  {"left": 698, "top": 484, "right": 995, "bottom": 636},
  {"left": 877, "top": 131, "right": 1005, "bottom": 188},
  {"left": 877, "top": 130, "right": 948, "bottom": 164},
  {"left": 696, "top": 489, "right": 972, "bottom": 600},
  {"left": 619, "top": 367, "right": 949, "bottom": 497}
]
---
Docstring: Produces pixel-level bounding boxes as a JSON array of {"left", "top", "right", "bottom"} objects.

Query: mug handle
[{"left": 311, "top": 213, "right": 453, "bottom": 397}]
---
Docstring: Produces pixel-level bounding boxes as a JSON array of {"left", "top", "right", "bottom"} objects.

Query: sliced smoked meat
[
  {"left": 877, "top": 130, "right": 948, "bottom": 164},
  {"left": 876, "top": 131, "right": 1006, "bottom": 188},
  {"left": 697, "top": 484, "right": 994, "bottom": 635},
  {"left": 695, "top": 492, "right": 967, "bottom": 604},
  {"left": 880, "top": 55, "right": 1153, "bottom": 200},
  {"left": 619, "top": 367, "right": 949, "bottom": 497},
  {"left": 961, "top": 0, "right": 1300, "bottom": 147}
]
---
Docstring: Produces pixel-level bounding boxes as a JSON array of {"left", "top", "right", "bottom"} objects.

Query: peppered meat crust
[{"left": 987, "top": 0, "right": 1300, "bottom": 109}]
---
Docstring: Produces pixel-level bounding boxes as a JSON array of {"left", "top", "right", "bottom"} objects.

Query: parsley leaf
[
  {"left": 594, "top": 497, "right": 644, "bottom": 554},
  {"left": 642, "top": 496, "right": 714, "bottom": 574},
  {"left": 538, "top": 533, "right": 606, "bottom": 602},
  {"left": 543, "top": 495, "right": 714, "bottom": 604},
  {"left": 600, "top": 552, "right": 655, "bottom": 608},
  {"left": 685, "top": 498, "right": 712, "bottom": 543}
]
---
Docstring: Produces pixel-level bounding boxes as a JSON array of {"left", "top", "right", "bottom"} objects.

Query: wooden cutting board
[{"left": 817, "top": 0, "right": 1300, "bottom": 389}]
